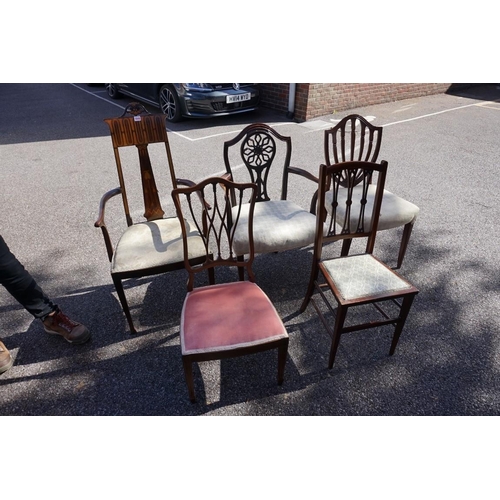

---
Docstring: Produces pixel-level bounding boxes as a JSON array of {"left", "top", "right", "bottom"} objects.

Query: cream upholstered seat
[
  {"left": 322, "top": 254, "right": 413, "bottom": 301},
  {"left": 95, "top": 103, "right": 209, "bottom": 333},
  {"left": 300, "top": 160, "right": 418, "bottom": 369},
  {"left": 111, "top": 218, "right": 205, "bottom": 274},
  {"left": 325, "top": 185, "right": 419, "bottom": 232},
  {"left": 223, "top": 123, "right": 318, "bottom": 272},
  {"left": 231, "top": 200, "right": 316, "bottom": 255},
  {"left": 171, "top": 176, "right": 289, "bottom": 403}
]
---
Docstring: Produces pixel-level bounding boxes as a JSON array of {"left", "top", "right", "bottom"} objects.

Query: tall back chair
[
  {"left": 223, "top": 123, "right": 318, "bottom": 278},
  {"left": 300, "top": 160, "right": 419, "bottom": 369},
  {"left": 171, "top": 176, "right": 289, "bottom": 403},
  {"left": 95, "top": 102, "right": 208, "bottom": 333},
  {"left": 324, "top": 114, "right": 419, "bottom": 268}
]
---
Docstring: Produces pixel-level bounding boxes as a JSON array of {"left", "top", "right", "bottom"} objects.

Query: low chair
[
  {"left": 324, "top": 114, "right": 419, "bottom": 268},
  {"left": 95, "top": 102, "right": 209, "bottom": 333},
  {"left": 171, "top": 176, "right": 289, "bottom": 403},
  {"left": 300, "top": 160, "right": 419, "bottom": 369},
  {"left": 223, "top": 123, "right": 318, "bottom": 278}
]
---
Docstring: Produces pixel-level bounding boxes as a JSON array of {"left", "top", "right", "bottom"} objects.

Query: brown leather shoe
[
  {"left": 0, "top": 340, "right": 14, "bottom": 374},
  {"left": 43, "top": 309, "right": 91, "bottom": 344}
]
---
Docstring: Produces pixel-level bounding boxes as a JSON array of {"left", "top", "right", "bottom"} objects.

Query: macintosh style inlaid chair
[
  {"left": 300, "top": 160, "right": 419, "bottom": 369},
  {"left": 223, "top": 123, "right": 318, "bottom": 278},
  {"left": 95, "top": 102, "right": 209, "bottom": 333},
  {"left": 324, "top": 114, "right": 419, "bottom": 269},
  {"left": 171, "top": 176, "right": 289, "bottom": 403}
]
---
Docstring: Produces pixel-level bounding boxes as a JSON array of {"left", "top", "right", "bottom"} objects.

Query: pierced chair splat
[
  {"left": 223, "top": 123, "right": 318, "bottom": 278},
  {"left": 94, "top": 102, "right": 209, "bottom": 333},
  {"left": 324, "top": 114, "right": 419, "bottom": 269},
  {"left": 171, "top": 176, "right": 289, "bottom": 403},
  {"left": 300, "top": 160, "right": 419, "bottom": 369}
]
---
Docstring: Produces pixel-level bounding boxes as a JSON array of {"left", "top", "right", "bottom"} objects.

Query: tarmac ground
[{"left": 1, "top": 83, "right": 500, "bottom": 418}]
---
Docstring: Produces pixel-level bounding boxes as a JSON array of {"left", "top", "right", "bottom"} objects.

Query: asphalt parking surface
[{"left": 1, "top": 83, "right": 500, "bottom": 416}]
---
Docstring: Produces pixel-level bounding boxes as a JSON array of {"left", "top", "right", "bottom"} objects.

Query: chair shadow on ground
[{"left": 1, "top": 226, "right": 499, "bottom": 414}]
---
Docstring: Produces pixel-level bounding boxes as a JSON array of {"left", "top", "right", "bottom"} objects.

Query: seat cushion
[
  {"left": 322, "top": 253, "right": 413, "bottom": 301},
  {"left": 181, "top": 281, "right": 288, "bottom": 355},
  {"left": 111, "top": 218, "right": 206, "bottom": 274},
  {"left": 232, "top": 200, "right": 317, "bottom": 255},
  {"left": 325, "top": 185, "right": 419, "bottom": 231}
]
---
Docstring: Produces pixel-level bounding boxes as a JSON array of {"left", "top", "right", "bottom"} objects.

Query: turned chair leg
[{"left": 395, "top": 220, "right": 415, "bottom": 269}]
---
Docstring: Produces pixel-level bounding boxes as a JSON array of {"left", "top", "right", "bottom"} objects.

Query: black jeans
[{"left": 0, "top": 234, "right": 56, "bottom": 320}]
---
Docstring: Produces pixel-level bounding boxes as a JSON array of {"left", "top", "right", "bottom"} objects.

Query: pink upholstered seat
[{"left": 181, "top": 281, "right": 288, "bottom": 355}]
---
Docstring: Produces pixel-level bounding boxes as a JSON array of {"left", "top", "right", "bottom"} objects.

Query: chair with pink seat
[{"left": 171, "top": 176, "right": 289, "bottom": 403}]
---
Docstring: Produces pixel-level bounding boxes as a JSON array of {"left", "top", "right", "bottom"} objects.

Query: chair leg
[
  {"left": 237, "top": 255, "right": 245, "bottom": 281},
  {"left": 299, "top": 261, "right": 320, "bottom": 313},
  {"left": 395, "top": 220, "right": 415, "bottom": 269},
  {"left": 341, "top": 239, "right": 352, "bottom": 257},
  {"left": 328, "top": 305, "right": 349, "bottom": 369},
  {"left": 112, "top": 275, "right": 137, "bottom": 334},
  {"left": 277, "top": 338, "right": 289, "bottom": 385},
  {"left": 182, "top": 356, "right": 196, "bottom": 403},
  {"left": 389, "top": 294, "right": 416, "bottom": 355}
]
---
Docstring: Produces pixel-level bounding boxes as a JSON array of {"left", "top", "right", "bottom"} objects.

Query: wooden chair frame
[
  {"left": 95, "top": 102, "right": 209, "bottom": 333},
  {"left": 300, "top": 160, "right": 419, "bottom": 368},
  {"left": 172, "top": 177, "right": 289, "bottom": 402}
]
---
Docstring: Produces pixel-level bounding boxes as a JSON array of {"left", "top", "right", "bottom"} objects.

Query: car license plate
[{"left": 226, "top": 93, "right": 251, "bottom": 103}]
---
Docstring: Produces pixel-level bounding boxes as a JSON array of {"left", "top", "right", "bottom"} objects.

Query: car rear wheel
[
  {"left": 159, "top": 85, "right": 182, "bottom": 122},
  {"left": 106, "top": 84, "right": 121, "bottom": 99}
]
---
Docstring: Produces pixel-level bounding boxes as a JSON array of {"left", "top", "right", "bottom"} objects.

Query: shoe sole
[
  {"left": 0, "top": 356, "right": 14, "bottom": 374},
  {"left": 44, "top": 327, "right": 91, "bottom": 345}
]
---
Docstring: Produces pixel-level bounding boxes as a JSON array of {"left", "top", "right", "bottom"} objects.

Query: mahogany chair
[
  {"left": 171, "top": 176, "right": 289, "bottom": 403},
  {"left": 324, "top": 114, "right": 419, "bottom": 269},
  {"left": 223, "top": 123, "right": 318, "bottom": 278},
  {"left": 300, "top": 160, "right": 419, "bottom": 369},
  {"left": 95, "top": 102, "right": 209, "bottom": 333}
]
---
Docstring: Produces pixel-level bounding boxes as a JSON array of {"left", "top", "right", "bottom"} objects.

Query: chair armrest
[
  {"left": 288, "top": 166, "right": 319, "bottom": 184},
  {"left": 94, "top": 187, "right": 122, "bottom": 262},
  {"left": 95, "top": 188, "right": 122, "bottom": 228}
]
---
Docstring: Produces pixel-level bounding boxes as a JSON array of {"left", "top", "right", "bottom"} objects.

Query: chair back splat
[
  {"left": 172, "top": 177, "right": 258, "bottom": 290},
  {"left": 103, "top": 102, "right": 178, "bottom": 224}
]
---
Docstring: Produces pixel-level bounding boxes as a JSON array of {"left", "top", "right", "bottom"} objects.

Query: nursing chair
[
  {"left": 324, "top": 114, "right": 419, "bottom": 268},
  {"left": 300, "top": 160, "right": 419, "bottom": 369},
  {"left": 223, "top": 123, "right": 318, "bottom": 278},
  {"left": 95, "top": 102, "right": 208, "bottom": 333},
  {"left": 171, "top": 176, "right": 289, "bottom": 403}
]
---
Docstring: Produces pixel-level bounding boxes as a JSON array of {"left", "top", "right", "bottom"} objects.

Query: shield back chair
[
  {"left": 300, "top": 160, "right": 419, "bottom": 369},
  {"left": 223, "top": 123, "right": 318, "bottom": 279},
  {"left": 95, "top": 102, "right": 209, "bottom": 333},
  {"left": 171, "top": 176, "right": 289, "bottom": 403},
  {"left": 324, "top": 114, "right": 419, "bottom": 269}
]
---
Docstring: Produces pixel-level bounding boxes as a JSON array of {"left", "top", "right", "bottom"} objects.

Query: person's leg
[
  {"left": 0, "top": 235, "right": 90, "bottom": 370},
  {"left": 0, "top": 234, "right": 56, "bottom": 320}
]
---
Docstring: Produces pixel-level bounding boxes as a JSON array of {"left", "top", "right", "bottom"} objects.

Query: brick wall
[{"left": 259, "top": 83, "right": 469, "bottom": 122}]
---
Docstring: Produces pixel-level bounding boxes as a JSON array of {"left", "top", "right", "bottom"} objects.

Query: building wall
[{"left": 259, "top": 83, "right": 468, "bottom": 121}]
